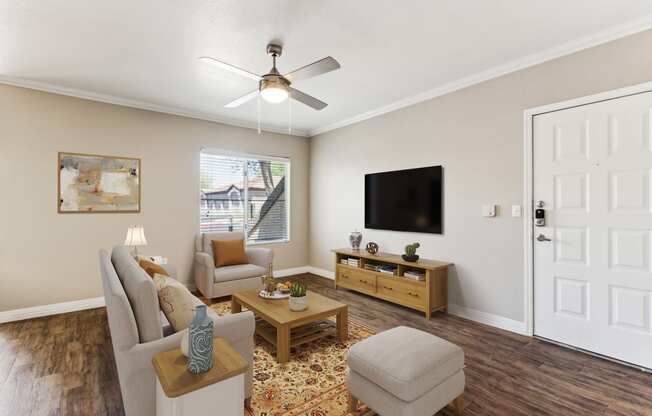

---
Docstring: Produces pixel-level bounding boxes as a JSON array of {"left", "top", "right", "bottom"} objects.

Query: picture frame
[{"left": 57, "top": 152, "right": 141, "bottom": 213}]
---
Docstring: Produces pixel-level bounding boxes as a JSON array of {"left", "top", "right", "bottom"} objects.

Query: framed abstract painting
[{"left": 58, "top": 152, "right": 141, "bottom": 213}]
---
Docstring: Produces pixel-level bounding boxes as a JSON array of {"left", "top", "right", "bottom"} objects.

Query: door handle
[{"left": 536, "top": 233, "right": 552, "bottom": 242}]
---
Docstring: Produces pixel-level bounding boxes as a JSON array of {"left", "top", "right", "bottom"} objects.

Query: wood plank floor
[{"left": 1, "top": 274, "right": 651, "bottom": 415}]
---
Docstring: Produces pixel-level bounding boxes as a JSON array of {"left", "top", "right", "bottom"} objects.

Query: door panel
[{"left": 534, "top": 91, "right": 652, "bottom": 369}]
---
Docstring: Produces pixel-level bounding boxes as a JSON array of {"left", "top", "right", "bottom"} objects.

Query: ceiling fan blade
[
  {"left": 224, "top": 90, "right": 259, "bottom": 108},
  {"left": 284, "top": 57, "right": 340, "bottom": 84},
  {"left": 290, "top": 88, "right": 327, "bottom": 110},
  {"left": 198, "top": 56, "right": 261, "bottom": 81}
]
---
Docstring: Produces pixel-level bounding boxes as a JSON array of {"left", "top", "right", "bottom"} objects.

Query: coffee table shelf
[
  {"left": 255, "top": 318, "right": 336, "bottom": 349},
  {"left": 231, "top": 290, "right": 348, "bottom": 363}
]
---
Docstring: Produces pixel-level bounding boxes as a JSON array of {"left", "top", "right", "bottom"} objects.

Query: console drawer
[
  {"left": 377, "top": 276, "right": 426, "bottom": 308},
  {"left": 337, "top": 266, "right": 376, "bottom": 294}
]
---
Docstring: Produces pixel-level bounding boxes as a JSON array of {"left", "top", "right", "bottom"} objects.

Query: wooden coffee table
[{"left": 231, "top": 290, "right": 348, "bottom": 363}]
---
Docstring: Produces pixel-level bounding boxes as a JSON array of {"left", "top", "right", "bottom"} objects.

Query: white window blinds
[{"left": 200, "top": 151, "right": 290, "bottom": 244}]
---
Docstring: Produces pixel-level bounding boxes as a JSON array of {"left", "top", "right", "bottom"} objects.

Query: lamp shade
[{"left": 124, "top": 225, "right": 148, "bottom": 247}]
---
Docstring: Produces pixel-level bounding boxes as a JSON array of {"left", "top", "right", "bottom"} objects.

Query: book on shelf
[
  {"left": 404, "top": 270, "right": 426, "bottom": 281},
  {"left": 346, "top": 258, "right": 360, "bottom": 267},
  {"left": 377, "top": 265, "right": 397, "bottom": 275}
]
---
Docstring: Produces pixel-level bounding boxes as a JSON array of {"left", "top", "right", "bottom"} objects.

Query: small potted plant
[
  {"left": 289, "top": 282, "right": 308, "bottom": 311},
  {"left": 402, "top": 242, "right": 420, "bottom": 262}
]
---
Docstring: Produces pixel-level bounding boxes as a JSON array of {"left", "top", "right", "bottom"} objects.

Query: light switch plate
[
  {"left": 482, "top": 204, "right": 496, "bottom": 217},
  {"left": 512, "top": 205, "right": 522, "bottom": 217}
]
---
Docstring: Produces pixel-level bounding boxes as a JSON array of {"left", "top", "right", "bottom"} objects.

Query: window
[{"left": 200, "top": 150, "right": 290, "bottom": 244}]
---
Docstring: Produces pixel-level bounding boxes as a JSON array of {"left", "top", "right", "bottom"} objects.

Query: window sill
[{"left": 247, "top": 239, "right": 290, "bottom": 246}]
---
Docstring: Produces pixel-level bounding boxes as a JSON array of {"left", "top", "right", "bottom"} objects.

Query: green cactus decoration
[
  {"left": 405, "top": 242, "right": 420, "bottom": 256},
  {"left": 290, "top": 281, "right": 307, "bottom": 297}
]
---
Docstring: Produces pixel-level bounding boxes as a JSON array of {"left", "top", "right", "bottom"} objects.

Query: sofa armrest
[
  {"left": 212, "top": 310, "right": 255, "bottom": 343},
  {"left": 194, "top": 252, "right": 215, "bottom": 298},
  {"left": 246, "top": 247, "right": 273, "bottom": 270}
]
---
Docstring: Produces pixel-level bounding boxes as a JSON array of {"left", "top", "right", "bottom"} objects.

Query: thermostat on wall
[{"left": 482, "top": 204, "right": 496, "bottom": 217}]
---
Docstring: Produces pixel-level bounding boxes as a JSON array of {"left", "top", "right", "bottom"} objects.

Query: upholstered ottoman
[{"left": 347, "top": 326, "right": 465, "bottom": 416}]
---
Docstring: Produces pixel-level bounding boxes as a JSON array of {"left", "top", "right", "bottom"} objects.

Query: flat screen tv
[{"left": 365, "top": 166, "right": 443, "bottom": 234}]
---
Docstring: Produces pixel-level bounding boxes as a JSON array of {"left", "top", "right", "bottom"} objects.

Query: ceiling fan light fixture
[{"left": 259, "top": 77, "right": 289, "bottom": 104}]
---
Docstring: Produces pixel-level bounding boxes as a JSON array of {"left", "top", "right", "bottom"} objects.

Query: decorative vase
[
  {"left": 188, "top": 305, "right": 214, "bottom": 374},
  {"left": 289, "top": 295, "right": 308, "bottom": 311},
  {"left": 264, "top": 278, "right": 277, "bottom": 294},
  {"left": 349, "top": 231, "right": 362, "bottom": 250},
  {"left": 402, "top": 254, "right": 419, "bottom": 262}
]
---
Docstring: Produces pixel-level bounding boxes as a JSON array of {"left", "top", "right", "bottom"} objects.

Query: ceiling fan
[{"left": 199, "top": 43, "right": 340, "bottom": 111}]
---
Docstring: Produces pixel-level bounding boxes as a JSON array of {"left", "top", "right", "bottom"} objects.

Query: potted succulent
[
  {"left": 289, "top": 282, "right": 308, "bottom": 311},
  {"left": 402, "top": 242, "right": 420, "bottom": 262}
]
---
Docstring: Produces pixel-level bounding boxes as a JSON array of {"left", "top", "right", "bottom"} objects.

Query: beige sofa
[
  {"left": 194, "top": 232, "right": 272, "bottom": 300},
  {"left": 99, "top": 246, "right": 255, "bottom": 416}
]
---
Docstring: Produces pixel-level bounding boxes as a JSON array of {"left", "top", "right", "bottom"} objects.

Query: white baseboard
[
  {"left": 299, "top": 265, "right": 527, "bottom": 335},
  {"left": 447, "top": 303, "right": 528, "bottom": 335},
  {"left": 0, "top": 297, "right": 106, "bottom": 324},
  {"left": 0, "top": 269, "right": 527, "bottom": 338},
  {"left": 306, "top": 266, "right": 335, "bottom": 280},
  {"left": 273, "top": 266, "right": 311, "bottom": 278}
]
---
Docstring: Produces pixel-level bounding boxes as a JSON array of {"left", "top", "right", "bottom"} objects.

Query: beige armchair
[{"left": 195, "top": 232, "right": 273, "bottom": 300}]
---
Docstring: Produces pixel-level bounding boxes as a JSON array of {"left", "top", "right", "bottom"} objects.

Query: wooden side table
[{"left": 152, "top": 338, "right": 249, "bottom": 416}]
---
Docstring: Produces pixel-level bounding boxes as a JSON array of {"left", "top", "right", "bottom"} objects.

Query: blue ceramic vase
[{"left": 188, "top": 304, "right": 214, "bottom": 374}]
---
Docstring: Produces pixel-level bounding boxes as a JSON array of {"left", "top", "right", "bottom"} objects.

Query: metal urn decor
[
  {"left": 402, "top": 242, "right": 421, "bottom": 262},
  {"left": 349, "top": 231, "right": 363, "bottom": 250},
  {"left": 188, "top": 304, "right": 214, "bottom": 374},
  {"left": 366, "top": 242, "right": 379, "bottom": 255}
]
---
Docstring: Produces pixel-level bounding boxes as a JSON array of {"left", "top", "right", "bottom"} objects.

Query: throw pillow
[
  {"left": 211, "top": 239, "right": 248, "bottom": 267},
  {"left": 139, "top": 259, "right": 169, "bottom": 278},
  {"left": 152, "top": 274, "right": 197, "bottom": 332}
]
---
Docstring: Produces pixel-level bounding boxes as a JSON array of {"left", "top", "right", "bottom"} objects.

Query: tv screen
[{"left": 365, "top": 166, "right": 443, "bottom": 234}]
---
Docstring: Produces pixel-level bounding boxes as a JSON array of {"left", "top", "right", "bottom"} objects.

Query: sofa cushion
[
  {"left": 347, "top": 326, "right": 464, "bottom": 402},
  {"left": 139, "top": 259, "right": 169, "bottom": 278},
  {"left": 214, "top": 264, "right": 266, "bottom": 283},
  {"left": 111, "top": 246, "right": 163, "bottom": 343},
  {"left": 154, "top": 274, "right": 197, "bottom": 332}
]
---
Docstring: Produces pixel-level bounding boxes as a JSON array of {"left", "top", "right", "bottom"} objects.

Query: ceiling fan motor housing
[{"left": 260, "top": 75, "right": 290, "bottom": 92}]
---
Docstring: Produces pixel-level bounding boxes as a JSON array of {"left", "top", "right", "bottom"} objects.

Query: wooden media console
[{"left": 333, "top": 248, "right": 452, "bottom": 319}]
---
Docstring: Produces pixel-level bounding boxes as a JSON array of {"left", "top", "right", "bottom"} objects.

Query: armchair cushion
[
  {"left": 246, "top": 247, "right": 273, "bottom": 269},
  {"left": 211, "top": 238, "right": 248, "bottom": 267},
  {"left": 214, "top": 264, "right": 266, "bottom": 283}
]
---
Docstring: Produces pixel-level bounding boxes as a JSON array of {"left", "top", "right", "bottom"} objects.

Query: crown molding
[
  {"left": 0, "top": 75, "right": 310, "bottom": 137},
  {"left": 3, "top": 15, "right": 652, "bottom": 139},
  {"left": 308, "top": 15, "right": 652, "bottom": 136}
]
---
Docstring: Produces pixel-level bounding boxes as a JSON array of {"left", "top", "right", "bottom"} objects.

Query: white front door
[{"left": 533, "top": 90, "right": 652, "bottom": 369}]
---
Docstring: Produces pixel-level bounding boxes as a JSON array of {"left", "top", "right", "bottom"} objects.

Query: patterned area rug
[{"left": 211, "top": 301, "right": 376, "bottom": 416}]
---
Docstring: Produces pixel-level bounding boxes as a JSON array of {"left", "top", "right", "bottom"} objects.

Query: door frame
[{"left": 522, "top": 80, "right": 652, "bottom": 336}]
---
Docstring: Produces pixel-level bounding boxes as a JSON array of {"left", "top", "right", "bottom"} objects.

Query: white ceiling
[{"left": 2, "top": 1, "right": 652, "bottom": 136}]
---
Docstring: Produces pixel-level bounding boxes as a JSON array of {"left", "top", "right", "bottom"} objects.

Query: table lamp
[{"left": 124, "top": 225, "right": 148, "bottom": 256}]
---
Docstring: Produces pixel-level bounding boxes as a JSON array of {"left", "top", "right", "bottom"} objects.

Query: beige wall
[
  {"left": 0, "top": 85, "right": 310, "bottom": 312},
  {"left": 309, "top": 29, "right": 652, "bottom": 323}
]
